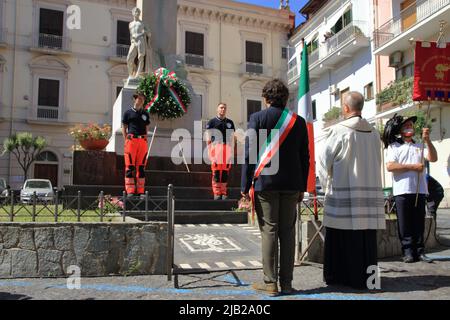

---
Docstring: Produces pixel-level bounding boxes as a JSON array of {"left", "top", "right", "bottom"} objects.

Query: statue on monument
[{"left": 127, "top": 7, "right": 152, "bottom": 79}]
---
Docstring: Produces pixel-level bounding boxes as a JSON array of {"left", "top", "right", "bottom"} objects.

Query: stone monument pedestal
[{"left": 107, "top": 82, "right": 203, "bottom": 159}]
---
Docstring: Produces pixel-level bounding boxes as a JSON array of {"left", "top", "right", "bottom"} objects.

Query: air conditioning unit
[
  {"left": 329, "top": 85, "right": 339, "bottom": 95},
  {"left": 389, "top": 51, "right": 403, "bottom": 67}
]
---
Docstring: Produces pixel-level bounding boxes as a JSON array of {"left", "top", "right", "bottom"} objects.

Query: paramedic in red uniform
[
  {"left": 206, "top": 103, "right": 236, "bottom": 200},
  {"left": 122, "top": 90, "right": 151, "bottom": 196}
]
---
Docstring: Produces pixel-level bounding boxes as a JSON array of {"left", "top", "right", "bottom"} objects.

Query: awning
[{"left": 319, "top": 2, "right": 352, "bottom": 41}]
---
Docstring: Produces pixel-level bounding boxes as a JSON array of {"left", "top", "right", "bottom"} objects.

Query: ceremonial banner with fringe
[{"left": 413, "top": 41, "right": 450, "bottom": 102}]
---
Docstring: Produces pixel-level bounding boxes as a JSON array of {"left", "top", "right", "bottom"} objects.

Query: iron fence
[{"left": 0, "top": 185, "right": 175, "bottom": 224}]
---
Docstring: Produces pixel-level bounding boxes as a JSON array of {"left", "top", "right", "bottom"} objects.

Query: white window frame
[
  {"left": 32, "top": 0, "right": 70, "bottom": 50},
  {"left": 35, "top": 76, "right": 63, "bottom": 121},
  {"left": 188, "top": 73, "right": 210, "bottom": 120},
  {"left": 29, "top": 55, "right": 69, "bottom": 123},
  {"left": 178, "top": 20, "right": 209, "bottom": 65},
  {"left": 240, "top": 31, "right": 268, "bottom": 74},
  {"left": 241, "top": 80, "right": 265, "bottom": 127},
  {"left": 110, "top": 8, "right": 131, "bottom": 58}
]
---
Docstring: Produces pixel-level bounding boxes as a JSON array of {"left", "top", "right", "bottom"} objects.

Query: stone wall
[{"left": 0, "top": 223, "right": 168, "bottom": 279}]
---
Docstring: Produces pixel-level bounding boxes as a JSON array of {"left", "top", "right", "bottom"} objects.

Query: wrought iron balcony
[
  {"left": 374, "top": 0, "right": 450, "bottom": 50},
  {"left": 32, "top": 33, "right": 71, "bottom": 53},
  {"left": 183, "top": 53, "right": 214, "bottom": 70}
]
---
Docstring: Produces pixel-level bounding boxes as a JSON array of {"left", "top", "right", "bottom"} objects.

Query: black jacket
[{"left": 241, "top": 106, "right": 310, "bottom": 193}]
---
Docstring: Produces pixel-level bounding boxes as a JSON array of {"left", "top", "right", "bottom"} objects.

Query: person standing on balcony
[
  {"left": 122, "top": 90, "right": 151, "bottom": 196},
  {"left": 318, "top": 92, "right": 386, "bottom": 290},
  {"left": 386, "top": 115, "right": 438, "bottom": 263},
  {"left": 206, "top": 103, "right": 236, "bottom": 200}
]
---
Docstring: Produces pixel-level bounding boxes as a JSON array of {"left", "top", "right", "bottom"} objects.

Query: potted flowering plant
[{"left": 69, "top": 123, "right": 112, "bottom": 151}]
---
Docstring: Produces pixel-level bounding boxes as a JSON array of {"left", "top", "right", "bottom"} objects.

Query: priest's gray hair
[{"left": 345, "top": 91, "right": 365, "bottom": 112}]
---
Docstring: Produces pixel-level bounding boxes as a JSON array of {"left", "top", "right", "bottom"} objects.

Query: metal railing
[
  {"left": 287, "top": 66, "right": 299, "bottom": 83},
  {"left": 0, "top": 184, "right": 176, "bottom": 280},
  {"left": 374, "top": 0, "right": 450, "bottom": 49},
  {"left": 33, "top": 33, "right": 70, "bottom": 51},
  {"left": 113, "top": 44, "right": 130, "bottom": 59},
  {"left": 37, "top": 106, "right": 59, "bottom": 120},
  {"left": 309, "top": 49, "right": 320, "bottom": 66},
  {"left": 241, "top": 62, "right": 272, "bottom": 77},
  {"left": 0, "top": 28, "right": 7, "bottom": 44},
  {"left": 183, "top": 53, "right": 214, "bottom": 69},
  {"left": 326, "top": 21, "right": 367, "bottom": 55},
  {"left": 0, "top": 185, "right": 175, "bottom": 224}
]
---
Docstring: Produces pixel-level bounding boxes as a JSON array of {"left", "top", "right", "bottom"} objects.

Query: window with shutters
[
  {"left": 38, "top": 8, "right": 64, "bottom": 50},
  {"left": 116, "top": 20, "right": 131, "bottom": 58},
  {"left": 37, "top": 78, "right": 60, "bottom": 120},
  {"left": 185, "top": 31, "right": 205, "bottom": 67},
  {"left": 247, "top": 99, "right": 262, "bottom": 122},
  {"left": 245, "top": 41, "right": 263, "bottom": 74}
]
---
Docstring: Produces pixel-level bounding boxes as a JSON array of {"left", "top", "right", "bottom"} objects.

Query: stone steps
[{"left": 127, "top": 210, "right": 247, "bottom": 224}]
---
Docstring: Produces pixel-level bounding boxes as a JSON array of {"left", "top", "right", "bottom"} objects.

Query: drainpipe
[
  {"left": 219, "top": 13, "right": 222, "bottom": 103},
  {"left": 8, "top": 0, "right": 19, "bottom": 186}
]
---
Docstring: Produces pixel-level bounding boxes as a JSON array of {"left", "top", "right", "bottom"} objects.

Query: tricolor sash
[{"left": 249, "top": 108, "right": 298, "bottom": 219}]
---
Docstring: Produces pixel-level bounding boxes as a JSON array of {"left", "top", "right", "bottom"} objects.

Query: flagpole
[{"left": 145, "top": 125, "right": 157, "bottom": 166}]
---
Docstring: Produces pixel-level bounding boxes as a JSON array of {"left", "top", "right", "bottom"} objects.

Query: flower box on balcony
[{"left": 376, "top": 77, "right": 413, "bottom": 112}]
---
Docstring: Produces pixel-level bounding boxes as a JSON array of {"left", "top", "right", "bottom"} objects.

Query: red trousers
[
  {"left": 208, "top": 143, "right": 232, "bottom": 196},
  {"left": 124, "top": 136, "right": 148, "bottom": 195}
]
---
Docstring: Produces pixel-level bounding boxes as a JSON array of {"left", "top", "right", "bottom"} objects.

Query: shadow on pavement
[{"left": 0, "top": 292, "right": 32, "bottom": 300}]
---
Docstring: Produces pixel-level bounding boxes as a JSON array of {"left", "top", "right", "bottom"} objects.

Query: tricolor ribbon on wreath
[{"left": 145, "top": 68, "right": 188, "bottom": 113}]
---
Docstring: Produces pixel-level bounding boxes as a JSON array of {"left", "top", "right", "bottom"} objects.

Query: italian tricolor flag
[{"left": 297, "top": 41, "right": 316, "bottom": 194}]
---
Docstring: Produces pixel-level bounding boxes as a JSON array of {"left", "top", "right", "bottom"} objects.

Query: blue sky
[{"left": 234, "top": 0, "right": 309, "bottom": 26}]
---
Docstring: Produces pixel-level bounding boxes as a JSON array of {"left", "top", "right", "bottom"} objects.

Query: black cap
[{"left": 401, "top": 116, "right": 417, "bottom": 126}]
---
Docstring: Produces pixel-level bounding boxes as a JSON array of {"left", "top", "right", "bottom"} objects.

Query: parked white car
[{"left": 20, "top": 179, "right": 54, "bottom": 204}]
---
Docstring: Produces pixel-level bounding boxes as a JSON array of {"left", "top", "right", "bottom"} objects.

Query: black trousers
[{"left": 394, "top": 194, "right": 426, "bottom": 257}]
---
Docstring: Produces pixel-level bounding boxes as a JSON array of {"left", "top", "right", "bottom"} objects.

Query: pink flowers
[
  {"left": 98, "top": 195, "right": 124, "bottom": 211},
  {"left": 69, "top": 123, "right": 112, "bottom": 142}
]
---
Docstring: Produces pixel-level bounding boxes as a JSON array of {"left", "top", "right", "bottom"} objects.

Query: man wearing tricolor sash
[{"left": 241, "top": 79, "right": 310, "bottom": 296}]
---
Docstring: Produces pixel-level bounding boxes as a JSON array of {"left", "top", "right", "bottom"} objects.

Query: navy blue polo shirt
[
  {"left": 122, "top": 107, "right": 151, "bottom": 136},
  {"left": 206, "top": 117, "right": 235, "bottom": 144}
]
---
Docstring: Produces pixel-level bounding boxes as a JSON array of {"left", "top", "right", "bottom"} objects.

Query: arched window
[{"left": 36, "top": 151, "right": 58, "bottom": 162}]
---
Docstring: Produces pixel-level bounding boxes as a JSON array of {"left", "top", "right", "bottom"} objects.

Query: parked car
[{"left": 20, "top": 179, "right": 54, "bottom": 204}]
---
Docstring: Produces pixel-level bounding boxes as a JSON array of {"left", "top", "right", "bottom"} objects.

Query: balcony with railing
[
  {"left": 374, "top": 0, "right": 450, "bottom": 55},
  {"left": 240, "top": 62, "right": 273, "bottom": 79},
  {"left": 37, "top": 106, "right": 59, "bottom": 121},
  {"left": 109, "top": 44, "right": 130, "bottom": 62},
  {"left": 31, "top": 33, "right": 71, "bottom": 54},
  {"left": 288, "top": 20, "right": 369, "bottom": 84},
  {"left": 183, "top": 53, "right": 214, "bottom": 71},
  {"left": 0, "top": 28, "right": 7, "bottom": 46},
  {"left": 309, "top": 20, "right": 369, "bottom": 77}
]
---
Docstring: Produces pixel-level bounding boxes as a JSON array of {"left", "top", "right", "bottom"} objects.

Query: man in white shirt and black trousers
[{"left": 386, "top": 115, "right": 438, "bottom": 263}]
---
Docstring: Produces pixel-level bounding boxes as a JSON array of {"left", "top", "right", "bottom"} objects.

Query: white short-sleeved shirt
[{"left": 387, "top": 142, "right": 428, "bottom": 196}]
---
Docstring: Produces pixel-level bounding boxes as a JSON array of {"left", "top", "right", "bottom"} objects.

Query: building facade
[
  {"left": 177, "top": 0, "right": 293, "bottom": 129},
  {"left": 0, "top": 0, "right": 293, "bottom": 189},
  {"left": 373, "top": 0, "right": 450, "bottom": 205},
  {"left": 288, "top": 0, "right": 378, "bottom": 178}
]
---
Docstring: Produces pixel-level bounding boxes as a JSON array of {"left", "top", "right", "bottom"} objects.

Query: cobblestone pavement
[{"left": 0, "top": 211, "right": 449, "bottom": 301}]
